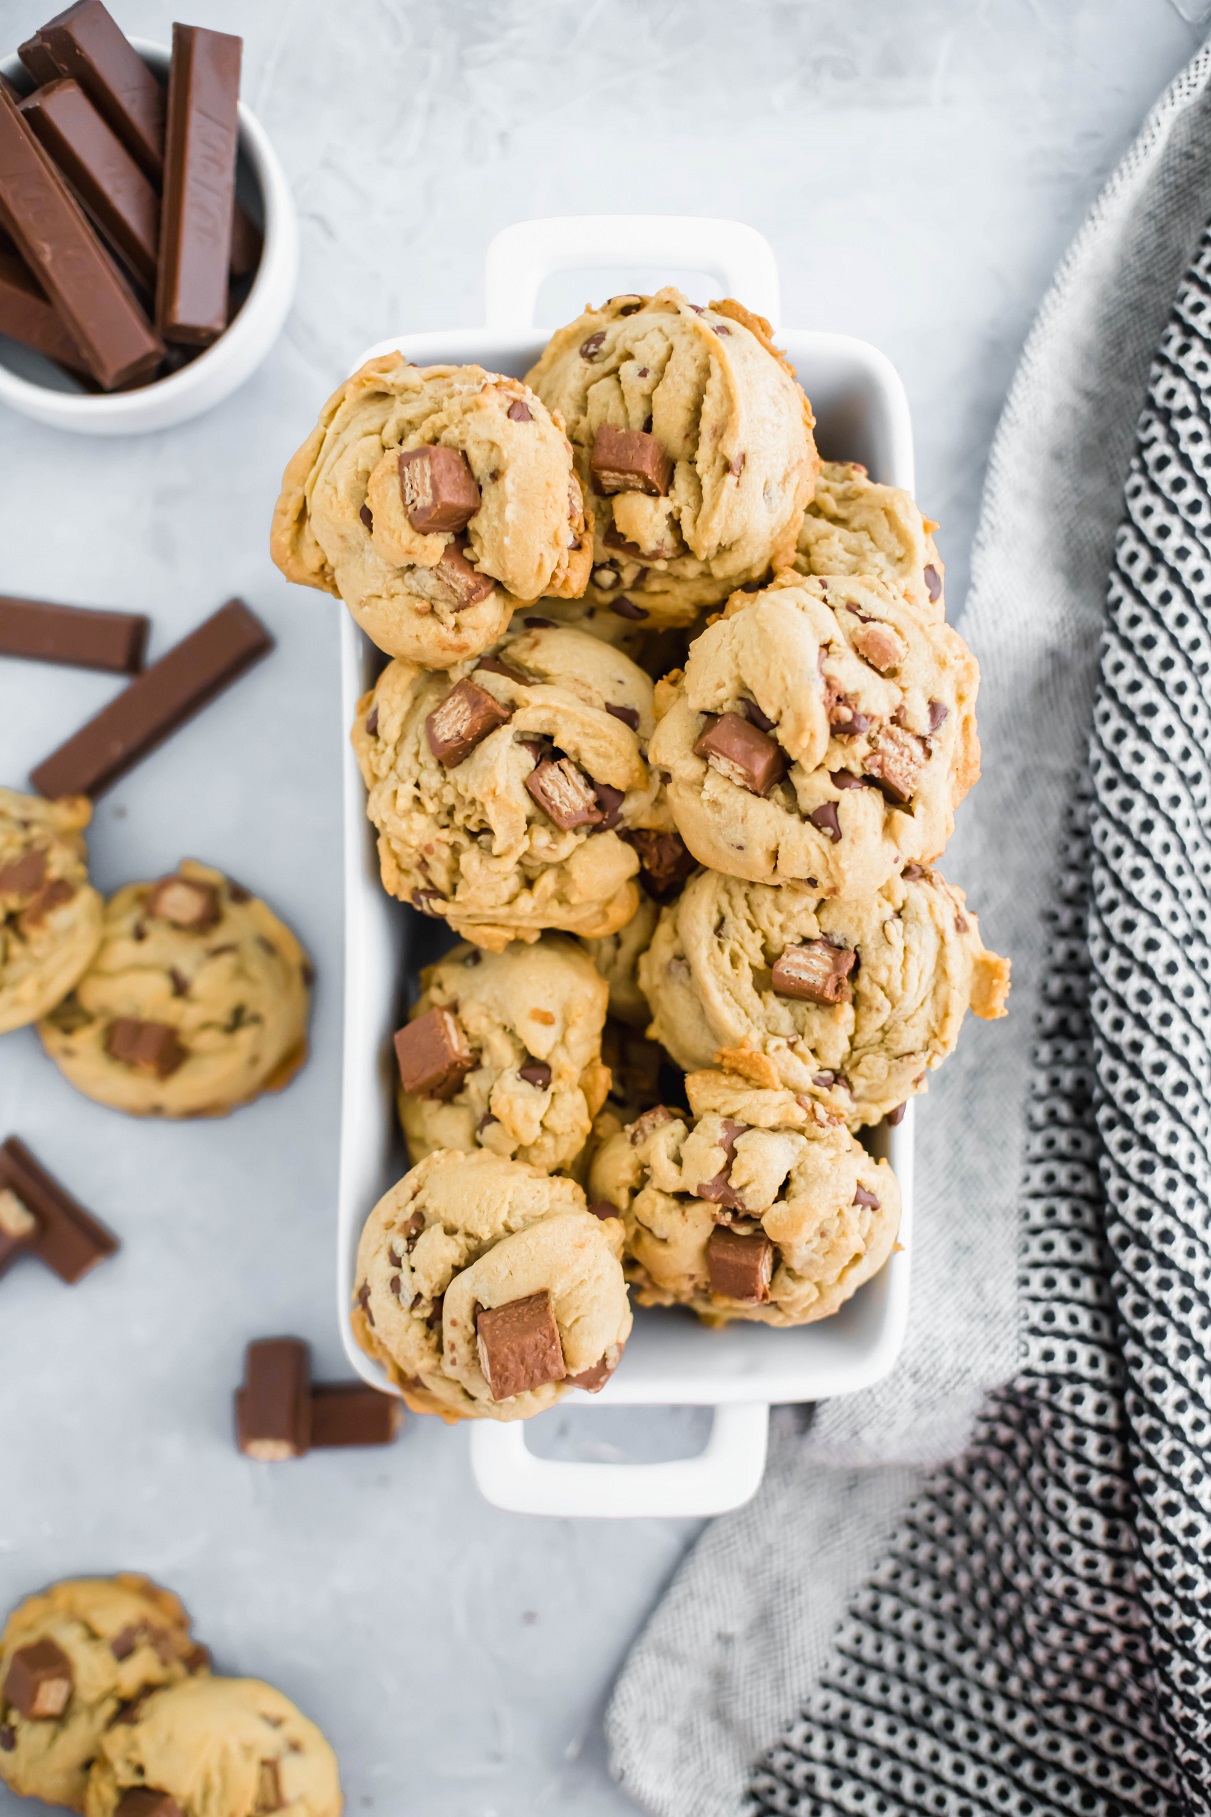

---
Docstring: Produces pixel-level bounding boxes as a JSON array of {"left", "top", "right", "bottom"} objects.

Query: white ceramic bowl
[
  {"left": 336, "top": 217, "right": 917, "bottom": 1518},
  {"left": 0, "top": 38, "right": 298, "bottom": 434}
]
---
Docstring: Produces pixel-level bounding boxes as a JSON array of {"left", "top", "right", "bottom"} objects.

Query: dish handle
[
  {"left": 482, "top": 215, "right": 781, "bottom": 332},
  {"left": 469, "top": 1400, "right": 770, "bottom": 1519}
]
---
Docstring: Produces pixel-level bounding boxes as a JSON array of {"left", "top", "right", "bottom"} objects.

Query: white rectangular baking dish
[{"left": 336, "top": 216, "right": 915, "bottom": 1518}]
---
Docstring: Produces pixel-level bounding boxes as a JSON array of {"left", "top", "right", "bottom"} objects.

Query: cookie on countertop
[
  {"left": 639, "top": 865, "right": 1010, "bottom": 1126},
  {"left": 84, "top": 1675, "right": 341, "bottom": 1817},
  {"left": 648, "top": 571, "right": 980, "bottom": 897},
  {"left": 590, "top": 1071, "right": 901, "bottom": 1327},
  {"left": 271, "top": 354, "right": 592, "bottom": 668},
  {"left": 526, "top": 289, "right": 817, "bottom": 626},
  {"left": 0, "top": 787, "right": 103, "bottom": 1036},
  {"left": 352, "top": 623, "right": 686, "bottom": 949},
  {"left": 793, "top": 460, "right": 945, "bottom": 618},
  {"left": 352, "top": 1149, "right": 632, "bottom": 1422},
  {"left": 38, "top": 862, "right": 311, "bottom": 1118},
  {"left": 0, "top": 1574, "right": 207, "bottom": 1810},
  {"left": 396, "top": 935, "right": 610, "bottom": 1173}
]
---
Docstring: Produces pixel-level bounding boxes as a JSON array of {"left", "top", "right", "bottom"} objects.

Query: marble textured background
[{"left": 0, "top": 2, "right": 1205, "bottom": 1811}]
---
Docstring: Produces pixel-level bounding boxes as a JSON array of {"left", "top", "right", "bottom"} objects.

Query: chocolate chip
[
  {"left": 864, "top": 725, "right": 927, "bottom": 803},
  {"left": 359, "top": 503, "right": 373, "bottom": 530},
  {"left": 579, "top": 331, "right": 606, "bottom": 360},
  {"left": 356, "top": 1282, "right": 374, "bottom": 1326},
  {"left": 228, "top": 881, "right": 252, "bottom": 903},
  {"left": 400, "top": 1210, "right": 426, "bottom": 1249},
  {"left": 410, "top": 889, "right": 444, "bottom": 917},
  {"left": 434, "top": 543, "right": 494, "bottom": 610},
  {"left": 109, "top": 1625, "right": 141, "bottom": 1660},
  {"left": 694, "top": 712, "right": 787, "bottom": 796},
  {"left": 593, "top": 781, "right": 625, "bottom": 831},
  {"left": 426, "top": 1294, "right": 445, "bottom": 1330},
  {"left": 589, "top": 425, "right": 673, "bottom": 497},
  {"left": 255, "top": 1760, "right": 285, "bottom": 1813},
  {"left": 587, "top": 1201, "right": 620, "bottom": 1220},
  {"left": 829, "top": 770, "right": 869, "bottom": 790},
  {"left": 924, "top": 563, "right": 942, "bottom": 602},
  {"left": 105, "top": 1018, "right": 186, "bottom": 1079},
  {"left": 568, "top": 1343, "right": 623, "bottom": 1392},
  {"left": 507, "top": 399, "right": 533, "bottom": 422},
  {"left": 606, "top": 703, "right": 640, "bottom": 731},
  {"left": 365, "top": 707, "right": 379, "bottom": 736},
  {"left": 901, "top": 863, "right": 925, "bottom": 880},
  {"left": 525, "top": 756, "right": 603, "bottom": 831},
  {"left": 114, "top": 1791, "right": 183, "bottom": 1817},
  {"left": 707, "top": 1225, "right": 774, "bottom": 1302},
  {"left": 0, "top": 848, "right": 47, "bottom": 895},
  {"left": 850, "top": 621, "right": 905, "bottom": 673},
  {"left": 476, "top": 1114, "right": 498, "bottom": 1139},
  {"left": 0, "top": 1724, "right": 13, "bottom": 1750},
  {"left": 742, "top": 698, "right": 775, "bottom": 733},
  {"left": 3, "top": 1639, "right": 73, "bottom": 1719},
  {"left": 17, "top": 878, "right": 76, "bottom": 931},
  {"left": 518, "top": 1060, "right": 552, "bottom": 1090},
  {"left": 389, "top": 1273, "right": 402, "bottom": 1297},
  {"left": 168, "top": 969, "right": 189, "bottom": 998},
  {"left": 477, "top": 1291, "right": 566, "bottom": 1399},
  {"left": 630, "top": 1105, "right": 677, "bottom": 1143},
  {"left": 610, "top": 595, "right": 648, "bottom": 621},
  {"left": 522, "top": 615, "right": 556, "bottom": 629},
  {"left": 146, "top": 874, "right": 220, "bottom": 931},
  {"left": 398, "top": 445, "right": 482, "bottom": 535},
  {"left": 771, "top": 940, "right": 856, "bottom": 1005},
  {"left": 927, "top": 699, "right": 949, "bottom": 733},
  {"left": 425, "top": 678, "right": 512, "bottom": 767},
  {"left": 713, "top": 323, "right": 732, "bottom": 336},
  {"left": 475, "top": 657, "right": 529, "bottom": 684},
  {"left": 807, "top": 802, "right": 842, "bottom": 844},
  {"left": 886, "top": 1103, "right": 907, "bottom": 1126},
  {"left": 624, "top": 828, "right": 697, "bottom": 901},
  {"left": 853, "top": 1184, "right": 881, "bottom": 1209},
  {"left": 394, "top": 1006, "right": 475, "bottom": 1100},
  {"left": 602, "top": 524, "right": 648, "bottom": 560}
]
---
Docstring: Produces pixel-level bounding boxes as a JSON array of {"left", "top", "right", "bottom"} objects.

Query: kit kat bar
[
  {"left": 156, "top": 25, "right": 241, "bottom": 346},
  {"left": 0, "top": 86, "right": 163, "bottom": 390},
  {"left": 0, "top": 1137, "right": 119, "bottom": 1284},
  {"left": 26, "top": 1, "right": 166, "bottom": 180},
  {"left": 310, "top": 1382, "right": 402, "bottom": 1449},
  {"left": 20, "top": 80, "right": 159, "bottom": 293},
  {"left": 236, "top": 1338, "right": 312, "bottom": 1459},
  {"left": 0, "top": 595, "right": 148, "bottom": 673},
  {"left": 0, "top": 248, "right": 89, "bottom": 374},
  {"left": 30, "top": 599, "right": 273, "bottom": 800}
]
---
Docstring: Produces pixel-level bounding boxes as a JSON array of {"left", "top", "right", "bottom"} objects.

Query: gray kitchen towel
[{"left": 609, "top": 31, "right": 1211, "bottom": 1817}]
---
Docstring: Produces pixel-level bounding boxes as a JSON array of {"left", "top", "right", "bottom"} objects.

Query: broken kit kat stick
[
  {"left": 0, "top": 594, "right": 148, "bottom": 674},
  {"left": 30, "top": 598, "right": 273, "bottom": 800},
  {"left": 156, "top": 25, "right": 241, "bottom": 346},
  {"left": 310, "top": 1383, "right": 403, "bottom": 1449},
  {"left": 236, "top": 1337, "right": 401, "bottom": 1457},
  {"left": 0, "top": 1136, "right": 119, "bottom": 1284}
]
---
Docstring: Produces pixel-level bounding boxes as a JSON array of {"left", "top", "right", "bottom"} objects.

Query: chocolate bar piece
[
  {"left": 0, "top": 1188, "right": 37, "bottom": 1279},
  {"left": 590, "top": 425, "right": 673, "bottom": 497},
  {"left": 31, "top": 2, "right": 166, "bottom": 179},
  {"left": 104, "top": 1017, "right": 186, "bottom": 1079},
  {"left": 623, "top": 828, "right": 696, "bottom": 901},
  {"left": 0, "top": 247, "right": 89, "bottom": 373},
  {"left": 394, "top": 1006, "right": 474, "bottom": 1101},
  {"left": 433, "top": 543, "right": 494, "bottom": 609},
  {"left": 849, "top": 620, "right": 905, "bottom": 674},
  {"left": 399, "top": 446, "right": 481, "bottom": 535},
  {"left": 30, "top": 598, "right": 273, "bottom": 800},
  {"left": 236, "top": 1337, "right": 311, "bottom": 1460},
  {"left": 0, "top": 594, "right": 147, "bottom": 673},
  {"left": 145, "top": 874, "right": 219, "bottom": 931},
  {"left": 476, "top": 1291, "right": 566, "bottom": 1400},
  {"left": 863, "top": 725, "right": 927, "bottom": 803},
  {"left": 156, "top": 25, "right": 241, "bottom": 346},
  {"left": 0, "top": 1136, "right": 118, "bottom": 1284},
  {"left": 0, "top": 86, "right": 163, "bottom": 390},
  {"left": 310, "top": 1382, "right": 402, "bottom": 1449},
  {"left": 3, "top": 1638, "right": 73, "bottom": 1718},
  {"left": 707, "top": 1224, "right": 774, "bottom": 1303},
  {"left": 694, "top": 712, "right": 787, "bottom": 796},
  {"left": 114, "top": 1791, "right": 183, "bottom": 1817},
  {"left": 21, "top": 79, "right": 160, "bottom": 292},
  {"left": 425, "top": 678, "right": 511, "bottom": 767},
  {"left": 771, "top": 939, "right": 856, "bottom": 1006},
  {"left": 227, "top": 202, "right": 261, "bottom": 279},
  {"left": 525, "top": 755, "right": 602, "bottom": 830},
  {"left": 567, "top": 1342, "right": 622, "bottom": 1392},
  {"left": 0, "top": 849, "right": 46, "bottom": 895}
]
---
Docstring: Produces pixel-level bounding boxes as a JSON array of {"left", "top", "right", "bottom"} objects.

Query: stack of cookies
[{"left": 272, "top": 288, "right": 1010, "bottom": 1425}]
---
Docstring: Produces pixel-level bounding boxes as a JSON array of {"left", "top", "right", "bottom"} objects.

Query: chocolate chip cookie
[
  {"left": 0, "top": 787, "right": 103, "bottom": 1035},
  {"left": 793, "top": 459, "right": 945, "bottom": 619}
]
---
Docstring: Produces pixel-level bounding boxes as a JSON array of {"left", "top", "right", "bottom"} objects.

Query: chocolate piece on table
[
  {"left": 20, "top": 79, "right": 159, "bottom": 292},
  {"left": 310, "top": 1381, "right": 402, "bottom": 1449},
  {"left": 0, "top": 249, "right": 90, "bottom": 373},
  {"left": 476, "top": 1291, "right": 567, "bottom": 1401},
  {"left": 2, "top": 1638, "right": 73, "bottom": 1718},
  {"left": 32, "top": 2, "right": 166, "bottom": 178},
  {"left": 694, "top": 712, "right": 787, "bottom": 796},
  {"left": 0, "top": 87, "right": 163, "bottom": 390},
  {"left": 30, "top": 599, "right": 273, "bottom": 800},
  {"left": 425, "top": 678, "right": 511, "bottom": 767},
  {"left": 235, "top": 1336, "right": 312, "bottom": 1460},
  {"left": 114, "top": 1791, "right": 183, "bottom": 1817},
  {"left": 394, "top": 1006, "right": 474, "bottom": 1101},
  {"left": 433, "top": 543, "right": 494, "bottom": 610},
  {"left": 398, "top": 446, "right": 482, "bottom": 535},
  {"left": 864, "top": 724, "right": 927, "bottom": 803},
  {"left": 624, "top": 828, "right": 696, "bottom": 900},
  {"left": 771, "top": 939, "right": 856, "bottom": 1005},
  {"left": 589, "top": 425, "right": 673, "bottom": 497},
  {"left": 156, "top": 25, "right": 241, "bottom": 346},
  {"left": 0, "top": 594, "right": 148, "bottom": 673},
  {"left": 0, "top": 1136, "right": 118, "bottom": 1284},
  {"left": 104, "top": 1017, "right": 186, "bottom": 1079},
  {"left": 525, "top": 755, "right": 602, "bottom": 830},
  {"left": 145, "top": 874, "right": 220, "bottom": 931},
  {"left": 0, "top": 1188, "right": 37, "bottom": 1279},
  {"left": 707, "top": 1224, "right": 775, "bottom": 1303}
]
